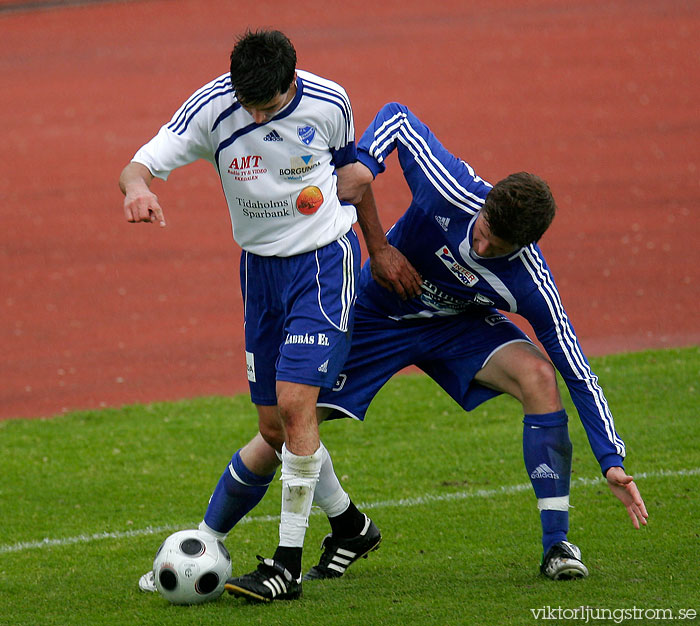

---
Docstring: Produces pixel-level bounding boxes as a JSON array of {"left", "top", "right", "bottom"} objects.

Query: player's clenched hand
[
  {"left": 119, "top": 162, "right": 166, "bottom": 227},
  {"left": 605, "top": 466, "right": 648, "bottom": 529},
  {"left": 369, "top": 244, "right": 423, "bottom": 300},
  {"left": 124, "top": 188, "right": 166, "bottom": 227}
]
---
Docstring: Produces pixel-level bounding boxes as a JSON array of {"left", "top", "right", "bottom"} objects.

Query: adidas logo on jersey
[
  {"left": 435, "top": 215, "right": 451, "bottom": 231},
  {"left": 263, "top": 130, "right": 283, "bottom": 142},
  {"left": 530, "top": 463, "right": 560, "bottom": 480},
  {"left": 318, "top": 360, "right": 329, "bottom": 373}
]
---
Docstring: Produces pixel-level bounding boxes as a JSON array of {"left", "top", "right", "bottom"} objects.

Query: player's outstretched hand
[
  {"left": 124, "top": 188, "right": 166, "bottom": 227},
  {"left": 605, "top": 466, "right": 648, "bottom": 529},
  {"left": 120, "top": 162, "right": 167, "bottom": 227},
  {"left": 370, "top": 243, "right": 423, "bottom": 300}
]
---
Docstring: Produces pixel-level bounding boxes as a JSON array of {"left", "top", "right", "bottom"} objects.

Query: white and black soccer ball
[{"left": 152, "top": 529, "right": 232, "bottom": 605}]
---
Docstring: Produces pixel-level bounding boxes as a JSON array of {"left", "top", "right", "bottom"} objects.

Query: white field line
[{"left": 2, "top": 467, "right": 698, "bottom": 555}]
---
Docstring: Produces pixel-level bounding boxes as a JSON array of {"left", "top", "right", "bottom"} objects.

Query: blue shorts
[
  {"left": 317, "top": 304, "right": 531, "bottom": 420},
  {"left": 241, "top": 230, "right": 360, "bottom": 406}
]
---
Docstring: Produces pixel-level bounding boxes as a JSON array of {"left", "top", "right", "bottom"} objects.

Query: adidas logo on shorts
[{"left": 263, "top": 130, "right": 283, "bottom": 142}]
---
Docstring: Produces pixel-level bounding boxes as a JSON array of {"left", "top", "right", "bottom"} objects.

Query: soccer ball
[{"left": 152, "top": 529, "right": 232, "bottom": 605}]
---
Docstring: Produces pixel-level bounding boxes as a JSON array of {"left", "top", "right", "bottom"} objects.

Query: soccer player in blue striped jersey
[
  {"left": 121, "top": 31, "right": 419, "bottom": 603},
  {"left": 316, "top": 102, "right": 648, "bottom": 579}
]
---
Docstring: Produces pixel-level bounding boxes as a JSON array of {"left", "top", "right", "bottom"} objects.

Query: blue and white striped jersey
[
  {"left": 132, "top": 70, "right": 357, "bottom": 256},
  {"left": 357, "top": 102, "right": 626, "bottom": 473}
]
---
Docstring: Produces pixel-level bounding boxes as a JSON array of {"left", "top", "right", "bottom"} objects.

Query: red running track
[{"left": 1, "top": 0, "right": 698, "bottom": 419}]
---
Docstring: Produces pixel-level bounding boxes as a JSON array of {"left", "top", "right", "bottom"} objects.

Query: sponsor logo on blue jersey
[
  {"left": 473, "top": 293, "right": 494, "bottom": 306},
  {"left": 420, "top": 279, "right": 473, "bottom": 314},
  {"left": 297, "top": 125, "right": 316, "bottom": 145},
  {"left": 435, "top": 246, "right": 479, "bottom": 286}
]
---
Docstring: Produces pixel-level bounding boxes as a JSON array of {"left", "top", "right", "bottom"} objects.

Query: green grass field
[{"left": 1, "top": 347, "right": 698, "bottom": 626}]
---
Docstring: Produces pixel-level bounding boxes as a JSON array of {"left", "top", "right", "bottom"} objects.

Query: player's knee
[
  {"left": 256, "top": 405, "right": 285, "bottom": 450},
  {"left": 519, "top": 356, "right": 558, "bottom": 399},
  {"left": 258, "top": 422, "right": 284, "bottom": 451},
  {"left": 277, "top": 395, "right": 300, "bottom": 425},
  {"left": 276, "top": 383, "right": 317, "bottom": 425}
]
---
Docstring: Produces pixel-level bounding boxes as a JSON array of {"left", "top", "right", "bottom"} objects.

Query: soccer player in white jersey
[{"left": 120, "top": 31, "right": 420, "bottom": 603}]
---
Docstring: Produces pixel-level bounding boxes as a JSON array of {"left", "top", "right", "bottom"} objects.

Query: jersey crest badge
[
  {"left": 298, "top": 125, "right": 316, "bottom": 145},
  {"left": 435, "top": 246, "right": 479, "bottom": 286}
]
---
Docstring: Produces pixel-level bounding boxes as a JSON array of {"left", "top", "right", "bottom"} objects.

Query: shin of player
[{"left": 522, "top": 409, "right": 572, "bottom": 553}]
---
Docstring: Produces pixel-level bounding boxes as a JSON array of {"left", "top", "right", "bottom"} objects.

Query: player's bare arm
[
  {"left": 119, "top": 162, "right": 166, "bottom": 227},
  {"left": 348, "top": 164, "right": 422, "bottom": 300},
  {"left": 605, "top": 466, "right": 649, "bottom": 529},
  {"left": 336, "top": 161, "right": 373, "bottom": 204}
]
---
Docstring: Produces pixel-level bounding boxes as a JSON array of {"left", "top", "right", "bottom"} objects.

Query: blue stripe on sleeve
[
  {"left": 367, "top": 107, "right": 485, "bottom": 213},
  {"left": 301, "top": 79, "right": 353, "bottom": 146},
  {"left": 520, "top": 247, "right": 626, "bottom": 458},
  {"left": 168, "top": 75, "right": 233, "bottom": 135}
]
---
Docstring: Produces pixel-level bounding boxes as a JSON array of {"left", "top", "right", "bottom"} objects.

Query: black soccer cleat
[
  {"left": 225, "top": 555, "right": 302, "bottom": 603},
  {"left": 540, "top": 541, "right": 589, "bottom": 580},
  {"left": 303, "top": 514, "right": 382, "bottom": 580}
]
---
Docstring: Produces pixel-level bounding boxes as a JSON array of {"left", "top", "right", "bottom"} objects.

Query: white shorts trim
[{"left": 480, "top": 338, "right": 534, "bottom": 370}]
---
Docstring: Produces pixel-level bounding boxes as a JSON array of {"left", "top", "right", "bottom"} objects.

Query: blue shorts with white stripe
[{"left": 241, "top": 229, "right": 360, "bottom": 405}]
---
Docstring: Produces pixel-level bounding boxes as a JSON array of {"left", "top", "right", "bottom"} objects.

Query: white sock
[
  {"left": 313, "top": 445, "right": 350, "bottom": 518},
  {"left": 278, "top": 442, "right": 324, "bottom": 548},
  {"left": 198, "top": 520, "right": 227, "bottom": 540}
]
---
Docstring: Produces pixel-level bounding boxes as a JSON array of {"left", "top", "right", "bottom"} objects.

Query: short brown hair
[
  {"left": 482, "top": 172, "right": 556, "bottom": 247},
  {"left": 230, "top": 29, "right": 297, "bottom": 106}
]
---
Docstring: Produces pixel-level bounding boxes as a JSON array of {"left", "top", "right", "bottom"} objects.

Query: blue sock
[
  {"left": 203, "top": 449, "right": 276, "bottom": 535},
  {"left": 522, "top": 410, "right": 572, "bottom": 554}
]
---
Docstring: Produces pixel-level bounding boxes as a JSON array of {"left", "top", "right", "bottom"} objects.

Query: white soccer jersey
[{"left": 132, "top": 70, "right": 357, "bottom": 256}]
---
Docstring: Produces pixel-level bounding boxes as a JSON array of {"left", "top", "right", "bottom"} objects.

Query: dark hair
[
  {"left": 482, "top": 172, "right": 556, "bottom": 247},
  {"left": 230, "top": 29, "right": 297, "bottom": 105}
]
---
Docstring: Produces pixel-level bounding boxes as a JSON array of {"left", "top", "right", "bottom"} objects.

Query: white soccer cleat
[
  {"left": 540, "top": 541, "right": 589, "bottom": 580},
  {"left": 138, "top": 570, "right": 156, "bottom": 592}
]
